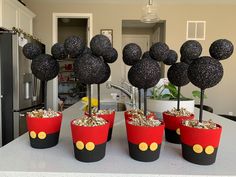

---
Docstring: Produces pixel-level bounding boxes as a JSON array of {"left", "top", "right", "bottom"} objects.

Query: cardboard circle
[{"left": 26, "top": 113, "right": 62, "bottom": 134}]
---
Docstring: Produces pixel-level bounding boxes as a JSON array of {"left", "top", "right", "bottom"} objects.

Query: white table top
[{"left": 0, "top": 102, "right": 236, "bottom": 177}]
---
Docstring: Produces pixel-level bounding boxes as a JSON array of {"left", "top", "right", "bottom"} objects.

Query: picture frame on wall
[{"left": 100, "top": 29, "right": 113, "bottom": 46}]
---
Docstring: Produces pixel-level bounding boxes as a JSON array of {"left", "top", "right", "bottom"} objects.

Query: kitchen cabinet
[
  {"left": 0, "top": 0, "right": 35, "bottom": 34},
  {"left": 58, "top": 59, "right": 86, "bottom": 109}
]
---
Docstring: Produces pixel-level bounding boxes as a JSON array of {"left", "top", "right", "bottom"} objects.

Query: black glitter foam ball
[
  {"left": 167, "top": 62, "right": 189, "bottom": 87},
  {"left": 188, "top": 56, "right": 224, "bottom": 89},
  {"left": 163, "top": 50, "right": 178, "bottom": 65},
  {"left": 142, "top": 51, "right": 153, "bottom": 60},
  {"left": 128, "top": 59, "right": 161, "bottom": 89},
  {"left": 75, "top": 54, "right": 107, "bottom": 84},
  {"left": 83, "top": 46, "right": 92, "bottom": 55},
  {"left": 102, "top": 47, "right": 118, "bottom": 63},
  {"left": 23, "top": 43, "right": 42, "bottom": 60},
  {"left": 96, "top": 63, "right": 111, "bottom": 84},
  {"left": 31, "top": 54, "right": 59, "bottom": 81},
  {"left": 123, "top": 43, "right": 142, "bottom": 66},
  {"left": 209, "top": 39, "right": 234, "bottom": 60},
  {"left": 180, "top": 56, "right": 192, "bottom": 65},
  {"left": 149, "top": 42, "right": 169, "bottom": 61},
  {"left": 90, "top": 35, "right": 112, "bottom": 57},
  {"left": 180, "top": 40, "right": 202, "bottom": 60},
  {"left": 51, "top": 43, "right": 67, "bottom": 60},
  {"left": 64, "top": 36, "right": 85, "bottom": 58}
]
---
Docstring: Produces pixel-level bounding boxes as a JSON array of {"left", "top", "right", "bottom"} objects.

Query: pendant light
[{"left": 140, "top": 0, "right": 160, "bottom": 23}]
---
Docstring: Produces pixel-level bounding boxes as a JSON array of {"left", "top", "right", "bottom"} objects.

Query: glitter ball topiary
[
  {"left": 31, "top": 54, "right": 59, "bottom": 81},
  {"left": 64, "top": 36, "right": 85, "bottom": 58},
  {"left": 96, "top": 63, "right": 111, "bottom": 84},
  {"left": 128, "top": 59, "right": 161, "bottom": 89},
  {"left": 163, "top": 50, "right": 178, "bottom": 65},
  {"left": 51, "top": 43, "right": 67, "bottom": 60},
  {"left": 102, "top": 47, "right": 118, "bottom": 63},
  {"left": 75, "top": 54, "right": 108, "bottom": 84},
  {"left": 123, "top": 43, "right": 142, "bottom": 66},
  {"left": 180, "top": 40, "right": 202, "bottom": 60},
  {"left": 90, "top": 34, "right": 112, "bottom": 57},
  {"left": 23, "top": 43, "right": 42, "bottom": 60},
  {"left": 149, "top": 42, "right": 169, "bottom": 61},
  {"left": 209, "top": 39, "right": 234, "bottom": 60},
  {"left": 167, "top": 62, "right": 189, "bottom": 87},
  {"left": 187, "top": 56, "right": 224, "bottom": 89}
]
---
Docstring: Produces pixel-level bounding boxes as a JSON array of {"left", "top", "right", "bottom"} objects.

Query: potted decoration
[
  {"left": 71, "top": 35, "right": 113, "bottom": 162},
  {"left": 26, "top": 109, "right": 62, "bottom": 148},
  {"left": 91, "top": 35, "right": 118, "bottom": 141},
  {"left": 162, "top": 62, "right": 195, "bottom": 144},
  {"left": 180, "top": 39, "right": 234, "bottom": 165},
  {"left": 23, "top": 40, "right": 63, "bottom": 148},
  {"left": 161, "top": 41, "right": 202, "bottom": 144},
  {"left": 78, "top": 35, "right": 118, "bottom": 142},
  {"left": 123, "top": 42, "right": 167, "bottom": 162},
  {"left": 122, "top": 43, "right": 155, "bottom": 120}
]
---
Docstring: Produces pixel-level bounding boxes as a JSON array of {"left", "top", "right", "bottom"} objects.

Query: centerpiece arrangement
[
  {"left": 123, "top": 42, "right": 172, "bottom": 162},
  {"left": 79, "top": 34, "right": 118, "bottom": 141},
  {"left": 162, "top": 40, "right": 202, "bottom": 144},
  {"left": 23, "top": 40, "right": 62, "bottom": 149},
  {"left": 122, "top": 43, "right": 155, "bottom": 120},
  {"left": 180, "top": 39, "right": 234, "bottom": 165},
  {"left": 71, "top": 34, "right": 118, "bottom": 162}
]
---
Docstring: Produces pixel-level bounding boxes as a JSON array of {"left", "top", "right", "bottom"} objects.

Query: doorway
[
  {"left": 122, "top": 20, "right": 166, "bottom": 81},
  {"left": 52, "top": 13, "right": 93, "bottom": 111}
]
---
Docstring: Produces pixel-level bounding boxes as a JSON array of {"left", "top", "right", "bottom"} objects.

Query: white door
[{"left": 122, "top": 34, "right": 150, "bottom": 82}]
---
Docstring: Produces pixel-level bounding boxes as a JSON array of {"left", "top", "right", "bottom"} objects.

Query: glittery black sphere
[
  {"left": 76, "top": 54, "right": 107, "bottom": 84},
  {"left": 167, "top": 62, "right": 189, "bottom": 87},
  {"left": 128, "top": 59, "right": 161, "bottom": 89},
  {"left": 83, "top": 46, "right": 92, "bottom": 55},
  {"left": 64, "top": 36, "right": 85, "bottom": 58},
  {"left": 102, "top": 47, "right": 118, "bottom": 63},
  {"left": 163, "top": 50, "right": 178, "bottom": 65},
  {"left": 90, "top": 35, "right": 112, "bottom": 57},
  {"left": 96, "top": 63, "right": 111, "bottom": 84},
  {"left": 31, "top": 54, "right": 59, "bottom": 81},
  {"left": 51, "top": 43, "right": 67, "bottom": 60},
  {"left": 180, "top": 56, "right": 192, "bottom": 65},
  {"left": 209, "top": 39, "right": 234, "bottom": 60},
  {"left": 23, "top": 43, "right": 42, "bottom": 60},
  {"left": 142, "top": 51, "right": 153, "bottom": 60},
  {"left": 180, "top": 40, "right": 202, "bottom": 60},
  {"left": 123, "top": 43, "right": 142, "bottom": 66},
  {"left": 149, "top": 42, "right": 169, "bottom": 61},
  {"left": 188, "top": 56, "right": 224, "bottom": 89}
]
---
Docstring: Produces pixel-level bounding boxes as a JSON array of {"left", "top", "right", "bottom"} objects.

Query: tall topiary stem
[
  {"left": 88, "top": 84, "right": 92, "bottom": 117},
  {"left": 97, "top": 84, "right": 100, "bottom": 110},
  {"left": 199, "top": 89, "right": 205, "bottom": 123},
  {"left": 144, "top": 89, "right": 147, "bottom": 116},
  {"left": 177, "top": 86, "right": 181, "bottom": 111},
  {"left": 138, "top": 89, "right": 141, "bottom": 110}
]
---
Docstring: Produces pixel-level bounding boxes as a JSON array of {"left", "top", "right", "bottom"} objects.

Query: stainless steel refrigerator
[{"left": 0, "top": 28, "right": 45, "bottom": 146}]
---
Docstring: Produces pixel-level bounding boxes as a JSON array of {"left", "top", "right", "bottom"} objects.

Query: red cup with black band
[{"left": 26, "top": 112, "right": 62, "bottom": 149}]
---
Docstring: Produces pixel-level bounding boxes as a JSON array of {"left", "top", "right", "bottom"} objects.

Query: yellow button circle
[
  {"left": 38, "top": 132, "right": 46, "bottom": 139},
  {"left": 139, "top": 142, "right": 148, "bottom": 151},
  {"left": 205, "top": 145, "right": 214, "bottom": 155},
  {"left": 30, "top": 131, "right": 36, "bottom": 139},
  {"left": 86, "top": 142, "right": 95, "bottom": 151},
  {"left": 150, "top": 142, "right": 158, "bottom": 151},
  {"left": 176, "top": 128, "right": 180, "bottom": 135},
  {"left": 76, "top": 141, "right": 84, "bottom": 150},
  {"left": 193, "top": 144, "right": 203, "bottom": 154}
]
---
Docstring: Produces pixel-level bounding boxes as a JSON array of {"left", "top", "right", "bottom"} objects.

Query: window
[{"left": 186, "top": 21, "right": 206, "bottom": 40}]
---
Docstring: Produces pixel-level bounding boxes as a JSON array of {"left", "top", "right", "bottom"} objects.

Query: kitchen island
[{"left": 0, "top": 102, "right": 236, "bottom": 177}]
